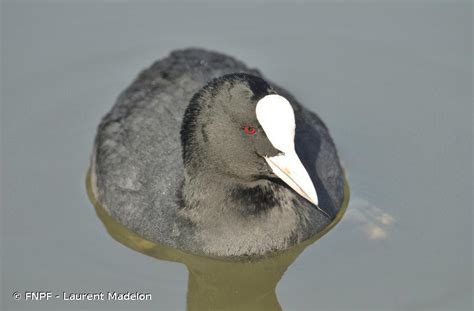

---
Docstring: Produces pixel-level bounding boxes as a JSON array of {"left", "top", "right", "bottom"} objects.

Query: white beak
[
  {"left": 264, "top": 151, "right": 319, "bottom": 207},
  {"left": 256, "top": 94, "right": 326, "bottom": 216},
  {"left": 264, "top": 151, "right": 328, "bottom": 216}
]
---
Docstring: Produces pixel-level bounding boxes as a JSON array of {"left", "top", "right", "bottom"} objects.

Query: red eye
[{"left": 243, "top": 126, "right": 257, "bottom": 135}]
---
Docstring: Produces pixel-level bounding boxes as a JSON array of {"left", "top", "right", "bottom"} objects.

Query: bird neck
[
  {"left": 181, "top": 169, "right": 282, "bottom": 216},
  {"left": 179, "top": 170, "right": 315, "bottom": 256}
]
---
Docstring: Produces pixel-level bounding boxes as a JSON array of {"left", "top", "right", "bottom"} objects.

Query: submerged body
[{"left": 91, "top": 48, "right": 345, "bottom": 257}]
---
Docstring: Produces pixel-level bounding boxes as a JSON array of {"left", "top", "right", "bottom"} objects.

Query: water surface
[{"left": 2, "top": 1, "right": 472, "bottom": 310}]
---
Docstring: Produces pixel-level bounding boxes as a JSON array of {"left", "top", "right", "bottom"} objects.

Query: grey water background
[{"left": 1, "top": 1, "right": 472, "bottom": 310}]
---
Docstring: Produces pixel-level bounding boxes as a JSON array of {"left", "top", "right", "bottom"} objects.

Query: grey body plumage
[{"left": 92, "top": 48, "right": 345, "bottom": 257}]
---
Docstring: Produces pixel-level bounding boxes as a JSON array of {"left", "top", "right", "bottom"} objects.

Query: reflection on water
[
  {"left": 86, "top": 170, "right": 349, "bottom": 310},
  {"left": 344, "top": 196, "right": 395, "bottom": 240}
]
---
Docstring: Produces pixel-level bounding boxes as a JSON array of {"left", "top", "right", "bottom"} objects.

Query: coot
[{"left": 90, "top": 48, "right": 346, "bottom": 257}]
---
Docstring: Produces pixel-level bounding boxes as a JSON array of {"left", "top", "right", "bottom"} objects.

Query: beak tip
[{"left": 315, "top": 204, "right": 330, "bottom": 218}]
